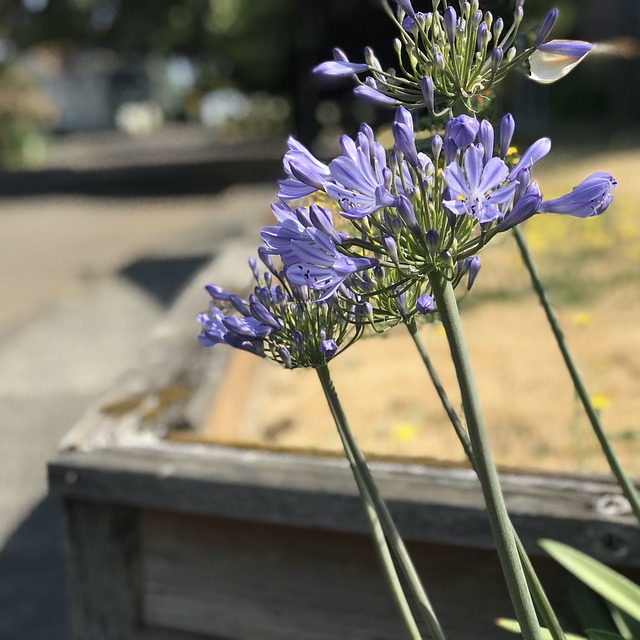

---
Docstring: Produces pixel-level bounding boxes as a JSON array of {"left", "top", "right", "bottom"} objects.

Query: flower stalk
[
  {"left": 427, "top": 273, "right": 542, "bottom": 640},
  {"left": 316, "top": 363, "right": 446, "bottom": 640},
  {"left": 405, "top": 319, "right": 566, "bottom": 640},
  {"left": 512, "top": 226, "right": 640, "bottom": 523}
]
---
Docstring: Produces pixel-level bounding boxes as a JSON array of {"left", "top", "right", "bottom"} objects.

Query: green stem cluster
[
  {"left": 406, "top": 319, "right": 567, "bottom": 640},
  {"left": 316, "top": 364, "right": 446, "bottom": 640},
  {"left": 427, "top": 273, "right": 542, "bottom": 640}
]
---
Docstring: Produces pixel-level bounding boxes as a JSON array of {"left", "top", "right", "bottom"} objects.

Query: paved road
[{"left": 0, "top": 184, "right": 273, "bottom": 638}]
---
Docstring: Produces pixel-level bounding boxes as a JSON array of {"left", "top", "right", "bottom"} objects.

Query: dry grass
[{"left": 201, "top": 145, "right": 640, "bottom": 476}]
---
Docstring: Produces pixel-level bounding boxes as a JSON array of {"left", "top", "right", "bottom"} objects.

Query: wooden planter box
[{"left": 49, "top": 240, "right": 640, "bottom": 640}]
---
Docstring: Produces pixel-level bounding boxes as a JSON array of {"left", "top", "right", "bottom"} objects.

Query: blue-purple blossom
[
  {"left": 541, "top": 172, "right": 617, "bottom": 218},
  {"left": 446, "top": 115, "right": 480, "bottom": 149},
  {"left": 199, "top": 254, "right": 364, "bottom": 368},
  {"left": 443, "top": 145, "right": 517, "bottom": 223},
  {"left": 285, "top": 227, "right": 378, "bottom": 300}
]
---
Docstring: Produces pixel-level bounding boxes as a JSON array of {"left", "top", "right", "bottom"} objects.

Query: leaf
[
  {"left": 540, "top": 540, "right": 640, "bottom": 623},
  {"left": 586, "top": 630, "right": 625, "bottom": 640},
  {"left": 566, "top": 572, "right": 616, "bottom": 633},
  {"left": 496, "top": 618, "right": 586, "bottom": 639}
]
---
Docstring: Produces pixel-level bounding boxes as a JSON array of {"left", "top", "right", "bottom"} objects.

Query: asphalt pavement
[{"left": 0, "top": 183, "right": 274, "bottom": 639}]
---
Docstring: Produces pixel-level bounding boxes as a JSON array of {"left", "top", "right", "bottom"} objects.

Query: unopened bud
[
  {"left": 383, "top": 236, "right": 400, "bottom": 264},
  {"left": 425, "top": 229, "right": 439, "bottom": 255},
  {"left": 421, "top": 75, "right": 435, "bottom": 111},
  {"left": 279, "top": 347, "right": 293, "bottom": 369},
  {"left": 506, "top": 46, "right": 516, "bottom": 63},
  {"left": 535, "top": 9, "right": 558, "bottom": 45},
  {"left": 431, "top": 134, "right": 443, "bottom": 161},
  {"left": 492, "top": 17, "right": 503, "bottom": 42},
  {"left": 499, "top": 113, "right": 515, "bottom": 158}
]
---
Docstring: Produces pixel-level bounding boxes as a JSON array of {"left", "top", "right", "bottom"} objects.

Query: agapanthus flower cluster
[
  {"left": 265, "top": 106, "right": 616, "bottom": 319},
  {"left": 314, "top": 0, "right": 593, "bottom": 112},
  {"left": 198, "top": 250, "right": 366, "bottom": 368}
]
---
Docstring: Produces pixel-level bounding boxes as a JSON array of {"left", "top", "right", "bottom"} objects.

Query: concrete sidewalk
[{"left": 0, "top": 184, "right": 273, "bottom": 639}]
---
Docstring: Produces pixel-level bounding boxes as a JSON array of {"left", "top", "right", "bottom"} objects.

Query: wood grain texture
[
  {"left": 140, "top": 509, "right": 593, "bottom": 640},
  {"left": 50, "top": 443, "right": 640, "bottom": 568}
]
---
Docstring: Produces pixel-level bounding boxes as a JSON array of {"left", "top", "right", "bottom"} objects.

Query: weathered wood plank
[
  {"left": 140, "top": 509, "right": 584, "bottom": 640},
  {"left": 64, "top": 500, "right": 141, "bottom": 640},
  {"left": 50, "top": 443, "right": 640, "bottom": 568}
]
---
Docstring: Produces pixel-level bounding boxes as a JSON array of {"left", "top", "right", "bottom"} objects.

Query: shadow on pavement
[
  {"left": 120, "top": 254, "right": 213, "bottom": 307},
  {"left": 0, "top": 495, "right": 70, "bottom": 640}
]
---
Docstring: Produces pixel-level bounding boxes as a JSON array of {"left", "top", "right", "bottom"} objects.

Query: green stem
[
  {"left": 316, "top": 364, "right": 447, "bottom": 640},
  {"left": 512, "top": 226, "right": 640, "bottom": 524},
  {"left": 428, "top": 273, "right": 542, "bottom": 640},
  {"left": 405, "top": 320, "right": 566, "bottom": 640}
]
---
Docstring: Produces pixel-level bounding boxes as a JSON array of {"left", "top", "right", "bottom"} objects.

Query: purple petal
[
  {"left": 313, "top": 60, "right": 369, "bottom": 78},
  {"left": 463, "top": 145, "right": 484, "bottom": 192},
  {"left": 354, "top": 84, "right": 398, "bottom": 107},
  {"left": 508, "top": 138, "right": 551, "bottom": 179},
  {"left": 478, "top": 157, "right": 509, "bottom": 193}
]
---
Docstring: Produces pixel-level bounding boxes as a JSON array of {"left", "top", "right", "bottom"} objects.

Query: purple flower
[
  {"left": 442, "top": 145, "right": 517, "bottom": 224},
  {"left": 326, "top": 134, "right": 396, "bottom": 218},
  {"left": 286, "top": 228, "right": 378, "bottom": 299},
  {"left": 446, "top": 115, "right": 480, "bottom": 149},
  {"left": 540, "top": 172, "right": 617, "bottom": 218},
  {"left": 278, "top": 138, "right": 330, "bottom": 200},
  {"left": 529, "top": 40, "right": 594, "bottom": 84}
]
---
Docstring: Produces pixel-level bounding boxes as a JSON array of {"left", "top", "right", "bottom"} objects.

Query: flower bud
[
  {"left": 513, "top": 6, "right": 523, "bottom": 25},
  {"left": 489, "top": 47, "right": 503, "bottom": 76},
  {"left": 484, "top": 10, "right": 493, "bottom": 30},
  {"left": 425, "top": 229, "right": 439, "bottom": 255},
  {"left": 440, "top": 250, "right": 454, "bottom": 269},
  {"left": 493, "top": 17, "right": 503, "bottom": 42},
  {"left": 446, "top": 114, "right": 479, "bottom": 148},
  {"left": 444, "top": 7, "right": 458, "bottom": 45},
  {"left": 395, "top": 293, "right": 408, "bottom": 318},
  {"left": 499, "top": 113, "right": 515, "bottom": 158},
  {"left": 471, "top": 9, "right": 482, "bottom": 28},
  {"left": 506, "top": 46, "right": 516, "bottom": 63},
  {"left": 535, "top": 9, "right": 558, "bottom": 45},
  {"left": 431, "top": 134, "right": 443, "bottom": 161},
  {"left": 383, "top": 236, "right": 400, "bottom": 264},
  {"left": 416, "top": 293, "right": 435, "bottom": 314},
  {"left": 397, "top": 194, "right": 420, "bottom": 234},
  {"left": 395, "top": 0, "right": 416, "bottom": 18},
  {"left": 320, "top": 339, "right": 339, "bottom": 360},
  {"left": 467, "top": 256, "right": 481, "bottom": 290},
  {"left": 279, "top": 347, "right": 293, "bottom": 368},
  {"left": 434, "top": 52, "right": 445, "bottom": 72},
  {"left": 478, "top": 119, "right": 494, "bottom": 165},
  {"left": 477, "top": 22, "right": 490, "bottom": 50},
  {"left": 421, "top": 75, "right": 435, "bottom": 112}
]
